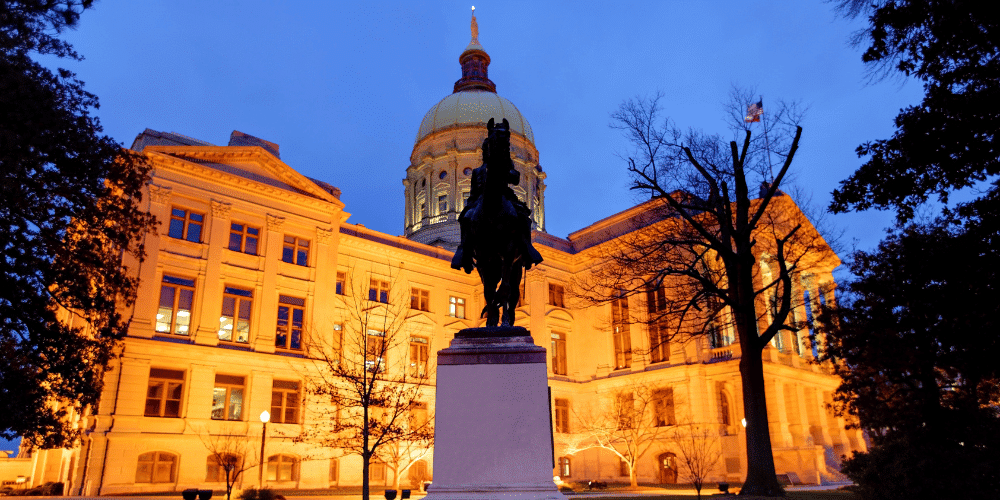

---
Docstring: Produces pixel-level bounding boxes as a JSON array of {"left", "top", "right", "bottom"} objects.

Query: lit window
[
  {"left": 156, "top": 275, "right": 195, "bottom": 335},
  {"left": 548, "top": 283, "right": 565, "bottom": 307},
  {"left": 281, "top": 236, "right": 309, "bottom": 266},
  {"left": 168, "top": 207, "right": 203, "bottom": 242},
  {"left": 369, "top": 279, "right": 390, "bottom": 303},
  {"left": 554, "top": 398, "right": 570, "bottom": 433},
  {"left": 228, "top": 223, "right": 259, "bottom": 255},
  {"left": 336, "top": 271, "right": 346, "bottom": 295},
  {"left": 411, "top": 288, "right": 430, "bottom": 311},
  {"left": 145, "top": 368, "right": 184, "bottom": 418},
  {"left": 611, "top": 294, "right": 631, "bottom": 369},
  {"left": 409, "top": 336, "right": 429, "bottom": 379},
  {"left": 551, "top": 332, "right": 567, "bottom": 375},
  {"left": 219, "top": 287, "right": 252, "bottom": 343},
  {"left": 438, "top": 194, "right": 448, "bottom": 213},
  {"left": 616, "top": 392, "right": 634, "bottom": 430},
  {"left": 267, "top": 454, "right": 299, "bottom": 482},
  {"left": 409, "top": 401, "right": 428, "bottom": 429},
  {"left": 271, "top": 380, "right": 300, "bottom": 424},
  {"left": 276, "top": 295, "right": 305, "bottom": 350},
  {"left": 653, "top": 388, "right": 676, "bottom": 427},
  {"left": 136, "top": 452, "right": 177, "bottom": 484},
  {"left": 206, "top": 454, "right": 242, "bottom": 482},
  {"left": 558, "top": 456, "right": 571, "bottom": 478},
  {"left": 366, "top": 330, "right": 386, "bottom": 373},
  {"left": 449, "top": 296, "right": 466, "bottom": 319},
  {"left": 647, "top": 286, "right": 669, "bottom": 363},
  {"left": 211, "top": 374, "right": 245, "bottom": 421}
]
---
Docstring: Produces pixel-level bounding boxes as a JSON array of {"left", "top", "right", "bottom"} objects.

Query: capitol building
[{"left": 9, "top": 16, "right": 865, "bottom": 496}]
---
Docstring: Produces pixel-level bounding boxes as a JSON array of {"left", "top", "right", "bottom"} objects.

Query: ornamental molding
[
  {"left": 316, "top": 227, "right": 334, "bottom": 244},
  {"left": 211, "top": 200, "right": 232, "bottom": 219},
  {"left": 266, "top": 214, "right": 285, "bottom": 230},
  {"left": 148, "top": 184, "right": 172, "bottom": 204}
]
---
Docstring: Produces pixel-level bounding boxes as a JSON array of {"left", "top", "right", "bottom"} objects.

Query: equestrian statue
[{"left": 451, "top": 118, "right": 544, "bottom": 327}]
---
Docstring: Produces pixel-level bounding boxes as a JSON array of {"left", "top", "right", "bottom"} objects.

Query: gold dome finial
[{"left": 470, "top": 6, "right": 479, "bottom": 44}]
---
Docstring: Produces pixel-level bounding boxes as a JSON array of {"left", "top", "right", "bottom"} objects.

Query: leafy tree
[
  {"left": 301, "top": 268, "right": 433, "bottom": 500},
  {"left": 0, "top": 1, "right": 156, "bottom": 447},
  {"left": 576, "top": 90, "right": 827, "bottom": 496},
  {"left": 829, "top": 0, "right": 999, "bottom": 222},
  {"left": 819, "top": 220, "right": 1000, "bottom": 500}
]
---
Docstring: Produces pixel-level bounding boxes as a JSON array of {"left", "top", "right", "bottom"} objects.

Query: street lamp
[{"left": 259, "top": 410, "right": 270, "bottom": 488}]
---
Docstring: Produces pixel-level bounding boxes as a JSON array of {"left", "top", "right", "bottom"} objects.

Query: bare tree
[
  {"left": 669, "top": 422, "right": 723, "bottom": 500},
  {"left": 576, "top": 89, "right": 830, "bottom": 496},
  {"left": 377, "top": 406, "right": 434, "bottom": 491},
  {"left": 567, "top": 380, "right": 676, "bottom": 487},
  {"left": 300, "top": 265, "right": 433, "bottom": 500},
  {"left": 196, "top": 424, "right": 260, "bottom": 500}
]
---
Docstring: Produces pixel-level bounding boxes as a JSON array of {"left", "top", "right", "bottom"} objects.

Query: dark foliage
[
  {"left": 0, "top": 1, "right": 156, "bottom": 447},
  {"left": 821, "top": 220, "right": 1000, "bottom": 500},
  {"left": 829, "top": 0, "right": 1000, "bottom": 222}
]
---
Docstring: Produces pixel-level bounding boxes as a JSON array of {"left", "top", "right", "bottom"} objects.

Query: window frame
[
  {"left": 228, "top": 222, "right": 260, "bottom": 255},
  {"left": 550, "top": 331, "right": 567, "bottom": 376},
  {"left": 449, "top": 296, "right": 466, "bottom": 319},
  {"left": 219, "top": 286, "right": 253, "bottom": 343},
  {"left": 270, "top": 380, "right": 301, "bottom": 424},
  {"left": 336, "top": 271, "right": 347, "bottom": 295},
  {"left": 548, "top": 283, "right": 565, "bottom": 308},
  {"left": 281, "top": 235, "right": 310, "bottom": 266},
  {"left": 266, "top": 454, "right": 299, "bottom": 482},
  {"left": 369, "top": 279, "right": 390, "bottom": 304},
  {"left": 409, "top": 336, "right": 429, "bottom": 379},
  {"left": 554, "top": 398, "right": 570, "bottom": 433},
  {"left": 366, "top": 329, "right": 386, "bottom": 373},
  {"left": 156, "top": 275, "right": 195, "bottom": 336},
  {"left": 653, "top": 387, "right": 676, "bottom": 427},
  {"left": 211, "top": 374, "right": 245, "bottom": 421},
  {"left": 558, "top": 456, "right": 572, "bottom": 478},
  {"left": 611, "top": 295, "right": 632, "bottom": 369},
  {"left": 136, "top": 451, "right": 177, "bottom": 484},
  {"left": 275, "top": 295, "right": 305, "bottom": 351},
  {"left": 168, "top": 207, "right": 204, "bottom": 242},
  {"left": 144, "top": 368, "right": 184, "bottom": 418},
  {"left": 410, "top": 288, "right": 430, "bottom": 311},
  {"left": 206, "top": 453, "right": 243, "bottom": 483}
]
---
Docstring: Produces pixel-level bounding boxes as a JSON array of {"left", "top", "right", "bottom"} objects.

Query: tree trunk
[
  {"left": 738, "top": 345, "right": 784, "bottom": 496},
  {"left": 630, "top": 466, "right": 638, "bottom": 487},
  {"left": 362, "top": 452, "right": 370, "bottom": 500}
]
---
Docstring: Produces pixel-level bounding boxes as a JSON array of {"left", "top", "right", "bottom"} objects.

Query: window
[
  {"left": 449, "top": 296, "right": 466, "bottom": 319},
  {"left": 366, "top": 329, "right": 386, "bottom": 372},
  {"left": 276, "top": 295, "right": 305, "bottom": 350},
  {"left": 369, "top": 461, "right": 386, "bottom": 484},
  {"left": 558, "top": 456, "right": 571, "bottom": 478},
  {"left": 228, "top": 223, "right": 259, "bottom": 255},
  {"left": 647, "top": 286, "right": 669, "bottom": 363},
  {"left": 409, "top": 336, "right": 429, "bottom": 378},
  {"left": 411, "top": 288, "right": 430, "bottom": 311},
  {"left": 219, "top": 287, "right": 253, "bottom": 343},
  {"left": 136, "top": 452, "right": 177, "bottom": 483},
  {"left": 409, "top": 401, "right": 429, "bottom": 429},
  {"left": 156, "top": 275, "right": 195, "bottom": 335},
  {"left": 336, "top": 271, "right": 346, "bottom": 295},
  {"left": 438, "top": 194, "right": 448, "bottom": 213},
  {"left": 271, "top": 380, "right": 300, "bottom": 424},
  {"left": 616, "top": 392, "right": 635, "bottom": 429},
  {"left": 211, "top": 374, "right": 245, "bottom": 420},
  {"left": 267, "top": 454, "right": 299, "bottom": 482},
  {"left": 369, "top": 279, "right": 389, "bottom": 303},
  {"left": 168, "top": 207, "right": 203, "bottom": 242},
  {"left": 329, "top": 459, "right": 339, "bottom": 483},
  {"left": 206, "top": 453, "right": 242, "bottom": 482},
  {"left": 719, "top": 389, "right": 732, "bottom": 426},
  {"left": 548, "top": 283, "right": 565, "bottom": 307},
  {"left": 554, "top": 398, "right": 570, "bottom": 433},
  {"left": 420, "top": 202, "right": 427, "bottom": 219},
  {"left": 281, "top": 235, "right": 309, "bottom": 266},
  {"left": 653, "top": 388, "right": 676, "bottom": 427},
  {"left": 550, "top": 332, "right": 567, "bottom": 375},
  {"left": 439, "top": 170, "right": 447, "bottom": 180},
  {"left": 145, "top": 368, "right": 184, "bottom": 418},
  {"left": 619, "top": 459, "right": 630, "bottom": 477},
  {"left": 611, "top": 295, "right": 632, "bottom": 369}
]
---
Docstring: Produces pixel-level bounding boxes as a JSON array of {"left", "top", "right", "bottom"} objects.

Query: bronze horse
[{"left": 451, "top": 118, "right": 543, "bottom": 327}]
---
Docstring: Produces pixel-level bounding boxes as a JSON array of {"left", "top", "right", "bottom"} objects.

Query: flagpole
[{"left": 759, "top": 95, "right": 775, "bottom": 182}]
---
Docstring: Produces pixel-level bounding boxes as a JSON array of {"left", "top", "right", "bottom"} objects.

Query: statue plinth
[{"left": 426, "top": 327, "right": 565, "bottom": 500}]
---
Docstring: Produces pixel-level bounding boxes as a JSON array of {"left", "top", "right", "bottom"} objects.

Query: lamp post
[{"left": 259, "top": 410, "right": 270, "bottom": 488}]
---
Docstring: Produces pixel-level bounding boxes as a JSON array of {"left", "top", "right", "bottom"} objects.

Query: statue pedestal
[{"left": 425, "top": 327, "right": 565, "bottom": 500}]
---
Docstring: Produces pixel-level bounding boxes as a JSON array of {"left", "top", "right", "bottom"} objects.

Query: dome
[{"left": 415, "top": 90, "right": 535, "bottom": 145}]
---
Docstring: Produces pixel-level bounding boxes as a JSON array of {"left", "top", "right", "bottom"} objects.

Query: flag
[{"left": 745, "top": 100, "right": 763, "bottom": 123}]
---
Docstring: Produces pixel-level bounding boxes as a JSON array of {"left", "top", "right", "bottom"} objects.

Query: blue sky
[{"left": 54, "top": 1, "right": 923, "bottom": 255}]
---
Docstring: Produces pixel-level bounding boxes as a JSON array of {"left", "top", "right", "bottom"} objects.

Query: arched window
[
  {"left": 329, "top": 458, "right": 339, "bottom": 484},
  {"left": 408, "top": 459, "right": 429, "bottom": 486},
  {"left": 557, "top": 456, "right": 571, "bottom": 478},
  {"left": 136, "top": 451, "right": 177, "bottom": 484},
  {"left": 206, "top": 453, "right": 242, "bottom": 482},
  {"left": 267, "top": 454, "right": 299, "bottom": 482}
]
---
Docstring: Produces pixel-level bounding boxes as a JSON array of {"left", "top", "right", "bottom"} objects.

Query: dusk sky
[{"left": 53, "top": 0, "right": 926, "bottom": 258}]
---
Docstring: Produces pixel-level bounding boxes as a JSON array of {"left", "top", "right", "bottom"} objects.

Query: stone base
[{"left": 426, "top": 327, "right": 565, "bottom": 500}]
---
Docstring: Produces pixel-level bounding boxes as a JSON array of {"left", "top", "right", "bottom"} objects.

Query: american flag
[{"left": 745, "top": 100, "right": 763, "bottom": 123}]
